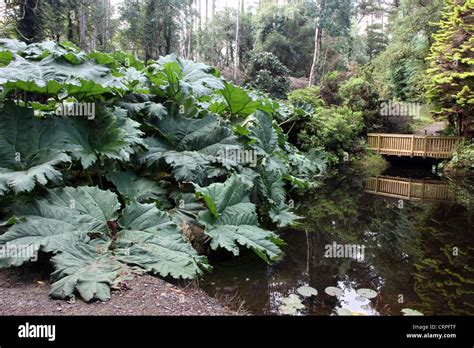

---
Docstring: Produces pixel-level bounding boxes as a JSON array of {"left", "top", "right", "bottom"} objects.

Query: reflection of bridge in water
[
  {"left": 368, "top": 134, "right": 463, "bottom": 159},
  {"left": 364, "top": 176, "right": 455, "bottom": 202}
]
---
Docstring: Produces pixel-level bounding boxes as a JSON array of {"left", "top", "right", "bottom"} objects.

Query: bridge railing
[
  {"left": 364, "top": 176, "right": 455, "bottom": 202},
  {"left": 367, "top": 133, "right": 463, "bottom": 158}
]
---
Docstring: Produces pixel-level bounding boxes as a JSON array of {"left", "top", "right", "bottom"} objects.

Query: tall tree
[
  {"left": 234, "top": 0, "right": 241, "bottom": 79},
  {"left": 427, "top": 0, "right": 474, "bottom": 136},
  {"left": 7, "top": 0, "right": 44, "bottom": 43},
  {"left": 309, "top": 0, "right": 354, "bottom": 85}
]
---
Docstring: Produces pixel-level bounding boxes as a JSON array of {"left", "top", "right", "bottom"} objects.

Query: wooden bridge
[
  {"left": 367, "top": 133, "right": 463, "bottom": 158},
  {"left": 364, "top": 176, "right": 455, "bottom": 202}
]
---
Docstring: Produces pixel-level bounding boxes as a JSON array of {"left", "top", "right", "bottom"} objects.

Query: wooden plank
[
  {"left": 367, "top": 134, "right": 463, "bottom": 159},
  {"left": 363, "top": 175, "right": 455, "bottom": 202}
]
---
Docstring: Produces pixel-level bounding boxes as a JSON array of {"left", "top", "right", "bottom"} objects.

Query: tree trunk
[
  {"left": 234, "top": 0, "right": 241, "bottom": 80},
  {"left": 309, "top": 26, "right": 321, "bottom": 86},
  {"left": 197, "top": 0, "right": 201, "bottom": 61},
  {"left": 17, "top": 0, "right": 43, "bottom": 43},
  {"left": 78, "top": 1, "right": 87, "bottom": 50},
  {"left": 67, "top": 0, "right": 74, "bottom": 42},
  {"left": 188, "top": 1, "right": 194, "bottom": 59}
]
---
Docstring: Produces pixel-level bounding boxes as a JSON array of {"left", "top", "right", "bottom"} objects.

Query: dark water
[{"left": 201, "top": 166, "right": 474, "bottom": 315}]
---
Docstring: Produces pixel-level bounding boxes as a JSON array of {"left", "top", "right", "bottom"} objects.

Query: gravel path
[
  {"left": 0, "top": 264, "right": 236, "bottom": 316},
  {"left": 416, "top": 121, "right": 446, "bottom": 136}
]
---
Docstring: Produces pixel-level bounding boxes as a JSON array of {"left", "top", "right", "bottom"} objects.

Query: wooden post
[
  {"left": 375, "top": 177, "right": 379, "bottom": 193},
  {"left": 410, "top": 135, "right": 415, "bottom": 157},
  {"left": 421, "top": 181, "right": 425, "bottom": 199},
  {"left": 408, "top": 179, "right": 412, "bottom": 199},
  {"left": 423, "top": 136, "right": 428, "bottom": 158},
  {"left": 377, "top": 135, "right": 381, "bottom": 153}
]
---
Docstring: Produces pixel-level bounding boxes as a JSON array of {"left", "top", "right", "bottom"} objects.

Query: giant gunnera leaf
[
  {"left": 0, "top": 186, "right": 210, "bottom": 301},
  {"left": 148, "top": 55, "right": 223, "bottom": 98},
  {"left": 195, "top": 175, "right": 284, "bottom": 262},
  {"left": 141, "top": 113, "right": 241, "bottom": 185},
  {"left": 61, "top": 106, "right": 144, "bottom": 168},
  {"left": 0, "top": 102, "right": 70, "bottom": 195},
  {"left": 0, "top": 41, "right": 128, "bottom": 97},
  {"left": 106, "top": 170, "right": 166, "bottom": 203}
]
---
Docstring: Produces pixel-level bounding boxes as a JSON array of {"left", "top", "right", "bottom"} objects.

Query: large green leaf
[
  {"left": 106, "top": 170, "right": 166, "bottom": 203},
  {"left": 196, "top": 175, "right": 284, "bottom": 262},
  {"left": 0, "top": 203, "right": 92, "bottom": 267},
  {"left": 149, "top": 55, "right": 223, "bottom": 98},
  {"left": 0, "top": 186, "right": 119, "bottom": 267},
  {"left": 167, "top": 191, "right": 205, "bottom": 225},
  {"left": 45, "top": 186, "right": 120, "bottom": 232},
  {"left": 61, "top": 106, "right": 144, "bottom": 168},
  {"left": 205, "top": 225, "right": 283, "bottom": 262},
  {"left": 141, "top": 114, "right": 240, "bottom": 184},
  {"left": 116, "top": 201, "right": 211, "bottom": 278},
  {"left": 0, "top": 187, "right": 210, "bottom": 301},
  {"left": 255, "top": 169, "right": 301, "bottom": 227},
  {"left": 248, "top": 111, "right": 279, "bottom": 155},
  {"left": 118, "top": 201, "right": 175, "bottom": 234},
  {"left": 50, "top": 239, "right": 125, "bottom": 302},
  {"left": 210, "top": 82, "right": 277, "bottom": 117},
  {"left": 0, "top": 102, "right": 70, "bottom": 195},
  {"left": 0, "top": 41, "right": 129, "bottom": 97}
]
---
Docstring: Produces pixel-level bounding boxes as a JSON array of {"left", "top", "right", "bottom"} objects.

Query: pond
[{"left": 201, "top": 162, "right": 474, "bottom": 315}]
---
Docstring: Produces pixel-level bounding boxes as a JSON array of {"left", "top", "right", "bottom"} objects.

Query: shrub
[
  {"left": 245, "top": 51, "right": 290, "bottom": 99},
  {"left": 319, "top": 71, "right": 347, "bottom": 106},
  {"left": 440, "top": 141, "right": 474, "bottom": 187},
  {"left": 298, "top": 106, "right": 365, "bottom": 165},
  {"left": 338, "top": 75, "right": 385, "bottom": 132},
  {"left": 287, "top": 86, "right": 325, "bottom": 108},
  {"left": 0, "top": 40, "right": 325, "bottom": 302}
]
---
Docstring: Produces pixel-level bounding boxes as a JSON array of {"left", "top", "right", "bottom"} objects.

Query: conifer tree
[{"left": 427, "top": 0, "right": 474, "bottom": 136}]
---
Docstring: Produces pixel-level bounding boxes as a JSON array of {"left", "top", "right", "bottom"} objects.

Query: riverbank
[{"left": 0, "top": 265, "right": 237, "bottom": 316}]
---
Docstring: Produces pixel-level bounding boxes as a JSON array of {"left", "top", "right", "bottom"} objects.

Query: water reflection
[
  {"left": 202, "top": 170, "right": 473, "bottom": 316},
  {"left": 364, "top": 176, "right": 455, "bottom": 202}
]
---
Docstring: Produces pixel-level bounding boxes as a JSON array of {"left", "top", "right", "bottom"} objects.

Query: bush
[
  {"left": 288, "top": 86, "right": 325, "bottom": 108},
  {"left": 319, "top": 71, "right": 347, "bottom": 106},
  {"left": 298, "top": 106, "right": 365, "bottom": 165},
  {"left": 440, "top": 141, "right": 474, "bottom": 187},
  {"left": 245, "top": 51, "right": 290, "bottom": 99},
  {"left": 0, "top": 40, "right": 326, "bottom": 302},
  {"left": 337, "top": 75, "right": 385, "bottom": 132}
]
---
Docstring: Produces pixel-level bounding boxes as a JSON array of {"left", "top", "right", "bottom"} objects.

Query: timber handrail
[
  {"left": 367, "top": 133, "right": 463, "bottom": 159},
  {"left": 364, "top": 176, "right": 455, "bottom": 202}
]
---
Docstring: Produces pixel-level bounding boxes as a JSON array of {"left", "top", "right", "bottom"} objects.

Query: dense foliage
[
  {"left": 244, "top": 51, "right": 290, "bottom": 99},
  {"left": 0, "top": 40, "right": 324, "bottom": 301},
  {"left": 426, "top": 0, "right": 474, "bottom": 136},
  {"left": 287, "top": 70, "right": 383, "bottom": 165}
]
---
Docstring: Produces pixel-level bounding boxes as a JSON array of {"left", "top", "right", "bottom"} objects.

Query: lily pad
[
  {"left": 356, "top": 288, "right": 377, "bottom": 299},
  {"left": 278, "top": 304, "right": 298, "bottom": 315},
  {"left": 355, "top": 295, "right": 367, "bottom": 302},
  {"left": 278, "top": 294, "right": 305, "bottom": 315},
  {"left": 336, "top": 308, "right": 353, "bottom": 316},
  {"left": 324, "top": 286, "right": 342, "bottom": 297},
  {"left": 401, "top": 308, "right": 424, "bottom": 316},
  {"left": 297, "top": 285, "right": 318, "bottom": 297},
  {"left": 281, "top": 294, "right": 305, "bottom": 308}
]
